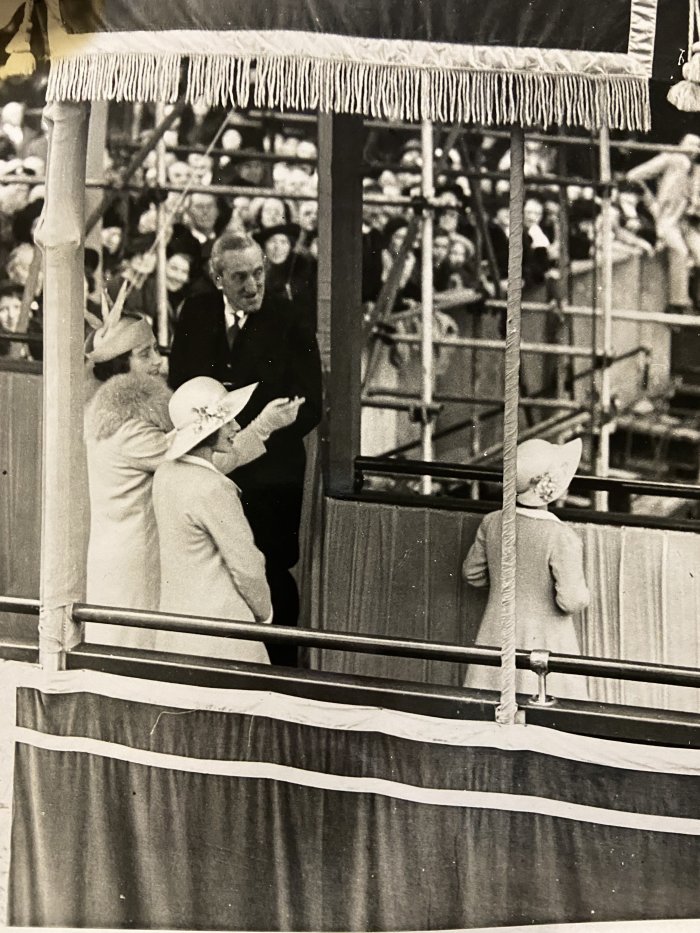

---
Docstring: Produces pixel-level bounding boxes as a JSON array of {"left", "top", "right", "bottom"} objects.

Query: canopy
[{"left": 40, "top": 0, "right": 664, "bottom": 130}]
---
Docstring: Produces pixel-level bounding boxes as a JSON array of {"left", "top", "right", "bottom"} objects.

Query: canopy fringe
[{"left": 48, "top": 54, "right": 651, "bottom": 131}]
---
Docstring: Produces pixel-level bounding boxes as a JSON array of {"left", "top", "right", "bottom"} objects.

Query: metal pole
[
  {"left": 155, "top": 102, "right": 170, "bottom": 347},
  {"left": 389, "top": 332, "right": 594, "bottom": 357},
  {"left": 34, "top": 102, "right": 90, "bottom": 671},
  {"left": 595, "top": 125, "right": 614, "bottom": 511},
  {"left": 420, "top": 120, "right": 435, "bottom": 494}
]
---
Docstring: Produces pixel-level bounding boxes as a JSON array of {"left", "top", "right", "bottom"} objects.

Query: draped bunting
[
  {"left": 40, "top": 0, "right": 662, "bottom": 130},
  {"left": 7, "top": 669, "right": 700, "bottom": 929}
]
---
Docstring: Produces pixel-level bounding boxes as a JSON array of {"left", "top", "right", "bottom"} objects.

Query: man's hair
[{"left": 210, "top": 232, "right": 260, "bottom": 276}]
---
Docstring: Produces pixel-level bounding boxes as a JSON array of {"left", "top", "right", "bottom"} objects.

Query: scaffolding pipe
[
  {"left": 155, "top": 103, "right": 170, "bottom": 348},
  {"left": 595, "top": 125, "right": 614, "bottom": 511},
  {"left": 420, "top": 120, "right": 435, "bottom": 493},
  {"left": 388, "top": 332, "right": 594, "bottom": 357},
  {"left": 364, "top": 389, "right": 582, "bottom": 411},
  {"left": 485, "top": 300, "right": 700, "bottom": 328}
]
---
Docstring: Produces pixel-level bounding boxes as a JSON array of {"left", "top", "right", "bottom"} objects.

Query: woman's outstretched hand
[{"left": 255, "top": 396, "right": 305, "bottom": 436}]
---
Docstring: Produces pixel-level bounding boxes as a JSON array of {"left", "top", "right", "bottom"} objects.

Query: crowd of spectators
[{"left": 0, "top": 71, "right": 698, "bottom": 366}]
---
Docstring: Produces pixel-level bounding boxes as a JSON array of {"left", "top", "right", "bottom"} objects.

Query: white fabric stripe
[
  {"left": 628, "top": 0, "right": 659, "bottom": 73},
  {"left": 463, "top": 922, "right": 700, "bottom": 932},
  {"left": 13, "top": 726, "right": 700, "bottom": 837},
  {"left": 11, "top": 667, "right": 700, "bottom": 777},
  {"left": 46, "top": 27, "right": 648, "bottom": 78}
]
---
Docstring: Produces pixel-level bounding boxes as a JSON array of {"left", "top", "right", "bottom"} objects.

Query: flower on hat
[
  {"left": 528, "top": 472, "right": 558, "bottom": 504},
  {"left": 191, "top": 403, "right": 228, "bottom": 433}
]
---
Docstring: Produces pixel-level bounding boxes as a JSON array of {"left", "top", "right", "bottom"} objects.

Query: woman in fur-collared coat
[{"left": 84, "top": 369, "right": 173, "bottom": 613}]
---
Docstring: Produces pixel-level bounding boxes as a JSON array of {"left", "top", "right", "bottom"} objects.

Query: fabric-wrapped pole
[
  {"left": 594, "top": 124, "right": 614, "bottom": 511},
  {"left": 420, "top": 119, "right": 435, "bottom": 494},
  {"left": 496, "top": 126, "right": 525, "bottom": 725},
  {"left": 34, "top": 101, "right": 90, "bottom": 669}
]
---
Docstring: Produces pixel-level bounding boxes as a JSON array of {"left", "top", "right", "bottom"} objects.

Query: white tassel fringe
[{"left": 47, "top": 53, "right": 651, "bottom": 131}]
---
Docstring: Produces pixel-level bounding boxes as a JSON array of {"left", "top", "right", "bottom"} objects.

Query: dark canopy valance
[{"left": 25, "top": 0, "right": 669, "bottom": 130}]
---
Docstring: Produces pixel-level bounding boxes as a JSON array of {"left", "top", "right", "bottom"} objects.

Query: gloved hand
[{"left": 252, "top": 396, "right": 305, "bottom": 439}]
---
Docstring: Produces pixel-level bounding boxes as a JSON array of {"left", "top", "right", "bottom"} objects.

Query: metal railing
[
  {"left": 355, "top": 456, "right": 700, "bottom": 501},
  {"left": 71, "top": 603, "right": 700, "bottom": 690}
]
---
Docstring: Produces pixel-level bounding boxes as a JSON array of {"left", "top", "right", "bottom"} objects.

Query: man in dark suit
[{"left": 168, "top": 232, "right": 322, "bottom": 665}]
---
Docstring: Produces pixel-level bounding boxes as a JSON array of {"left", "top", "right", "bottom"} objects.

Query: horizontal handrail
[
  {"left": 0, "top": 596, "right": 40, "bottom": 615},
  {"left": 72, "top": 603, "right": 700, "bottom": 689},
  {"left": 355, "top": 457, "right": 700, "bottom": 500}
]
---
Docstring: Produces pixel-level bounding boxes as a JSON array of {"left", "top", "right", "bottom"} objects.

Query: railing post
[{"left": 34, "top": 101, "right": 90, "bottom": 670}]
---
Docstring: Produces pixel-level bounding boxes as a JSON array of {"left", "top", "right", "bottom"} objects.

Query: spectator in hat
[
  {"left": 435, "top": 185, "right": 475, "bottom": 241},
  {"left": 152, "top": 377, "right": 300, "bottom": 662},
  {"left": 463, "top": 437, "right": 589, "bottom": 700},
  {"left": 255, "top": 222, "right": 317, "bottom": 331}
]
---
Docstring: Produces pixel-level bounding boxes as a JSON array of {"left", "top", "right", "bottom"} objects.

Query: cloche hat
[
  {"left": 84, "top": 281, "right": 154, "bottom": 364},
  {"left": 516, "top": 437, "right": 582, "bottom": 507},
  {"left": 165, "top": 376, "right": 258, "bottom": 461}
]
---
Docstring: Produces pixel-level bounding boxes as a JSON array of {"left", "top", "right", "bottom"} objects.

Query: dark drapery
[
  {"left": 60, "top": 0, "right": 633, "bottom": 53},
  {"left": 311, "top": 499, "right": 700, "bottom": 713},
  {"left": 8, "top": 674, "right": 700, "bottom": 929}
]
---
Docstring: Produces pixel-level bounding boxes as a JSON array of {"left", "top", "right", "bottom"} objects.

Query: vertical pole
[
  {"left": 556, "top": 131, "right": 572, "bottom": 400},
  {"left": 155, "top": 102, "right": 170, "bottom": 347},
  {"left": 595, "top": 125, "right": 613, "bottom": 511},
  {"left": 35, "top": 102, "right": 90, "bottom": 670},
  {"left": 317, "top": 113, "right": 363, "bottom": 495},
  {"left": 84, "top": 101, "right": 108, "bottom": 297},
  {"left": 420, "top": 120, "right": 435, "bottom": 494},
  {"left": 497, "top": 126, "right": 525, "bottom": 726}
]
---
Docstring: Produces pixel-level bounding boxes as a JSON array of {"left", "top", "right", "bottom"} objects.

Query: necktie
[{"left": 226, "top": 316, "right": 240, "bottom": 350}]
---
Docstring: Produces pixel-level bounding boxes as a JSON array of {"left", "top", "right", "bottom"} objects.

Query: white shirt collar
[
  {"left": 516, "top": 506, "right": 561, "bottom": 523},
  {"left": 223, "top": 295, "right": 248, "bottom": 329},
  {"left": 189, "top": 227, "right": 209, "bottom": 244},
  {"left": 179, "top": 452, "right": 242, "bottom": 492}
]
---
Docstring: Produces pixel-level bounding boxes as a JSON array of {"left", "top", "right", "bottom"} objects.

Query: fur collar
[{"left": 85, "top": 373, "right": 173, "bottom": 442}]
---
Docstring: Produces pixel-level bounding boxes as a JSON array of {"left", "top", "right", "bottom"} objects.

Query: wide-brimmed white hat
[
  {"left": 166, "top": 376, "right": 258, "bottom": 461},
  {"left": 84, "top": 280, "right": 154, "bottom": 364},
  {"left": 516, "top": 437, "right": 582, "bottom": 507}
]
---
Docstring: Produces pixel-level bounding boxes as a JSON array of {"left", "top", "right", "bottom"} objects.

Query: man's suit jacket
[{"left": 168, "top": 288, "right": 322, "bottom": 562}]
